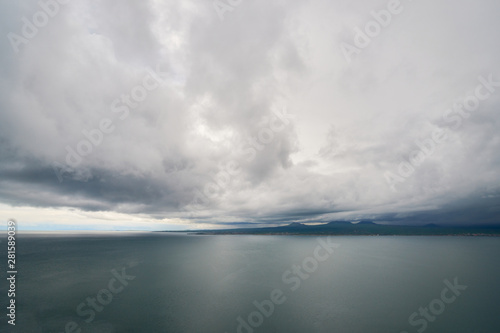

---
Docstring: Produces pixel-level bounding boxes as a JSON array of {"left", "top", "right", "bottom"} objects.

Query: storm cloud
[{"left": 1, "top": 0, "right": 499, "bottom": 229}]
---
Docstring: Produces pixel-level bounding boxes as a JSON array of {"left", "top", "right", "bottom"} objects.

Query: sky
[{"left": 0, "top": 0, "right": 499, "bottom": 230}]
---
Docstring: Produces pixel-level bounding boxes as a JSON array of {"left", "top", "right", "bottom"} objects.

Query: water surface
[{"left": 2, "top": 233, "right": 498, "bottom": 332}]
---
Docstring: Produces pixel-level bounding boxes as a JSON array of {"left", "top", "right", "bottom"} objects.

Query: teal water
[{"left": 2, "top": 233, "right": 499, "bottom": 332}]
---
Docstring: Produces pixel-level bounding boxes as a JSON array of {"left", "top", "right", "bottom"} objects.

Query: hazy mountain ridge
[{"left": 186, "top": 221, "right": 500, "bottom": 236}]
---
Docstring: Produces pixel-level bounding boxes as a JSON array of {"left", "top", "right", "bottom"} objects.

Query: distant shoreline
[
  {"left": 192, "top": 232, "right": 500, "bottom": 237},
  {"left": 168, "top": 221, "right": 500, "bottom": 237}
]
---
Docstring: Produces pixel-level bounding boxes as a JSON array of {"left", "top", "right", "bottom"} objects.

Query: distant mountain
[
  {"left": 287, "top": 222, "right": 308, "bottom": 228},
  {"left": 357, "top": 220, "right": 376, "bottom": 225},
  {"left": 327, "top": 221, "right": 352, "bottom": 225},
  {"left": 182, "top": 221, "right": 500, "bottom": 236}
]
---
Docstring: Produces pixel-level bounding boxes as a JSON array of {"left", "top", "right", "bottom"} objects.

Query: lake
[{"left": 2, "top": 233, "right": 499, "bottom": 332}]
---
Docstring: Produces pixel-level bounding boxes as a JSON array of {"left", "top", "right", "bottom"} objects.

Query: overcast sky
[{"left": 1, "top": 0, "right": 499, "bottom": 230}]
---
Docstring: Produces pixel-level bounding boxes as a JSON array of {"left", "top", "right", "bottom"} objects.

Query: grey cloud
[{"left": 0, "top": 0, "right": 499, "bottom": 228}]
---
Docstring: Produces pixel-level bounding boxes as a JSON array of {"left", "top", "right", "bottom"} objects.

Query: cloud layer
[{"left": 1, "top": 0, "right": 499, "bottom": 228}]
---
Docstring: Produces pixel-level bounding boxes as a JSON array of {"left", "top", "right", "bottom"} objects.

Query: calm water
[{"left": 1, "top": 233, "right": 499, "bottom": 332}]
